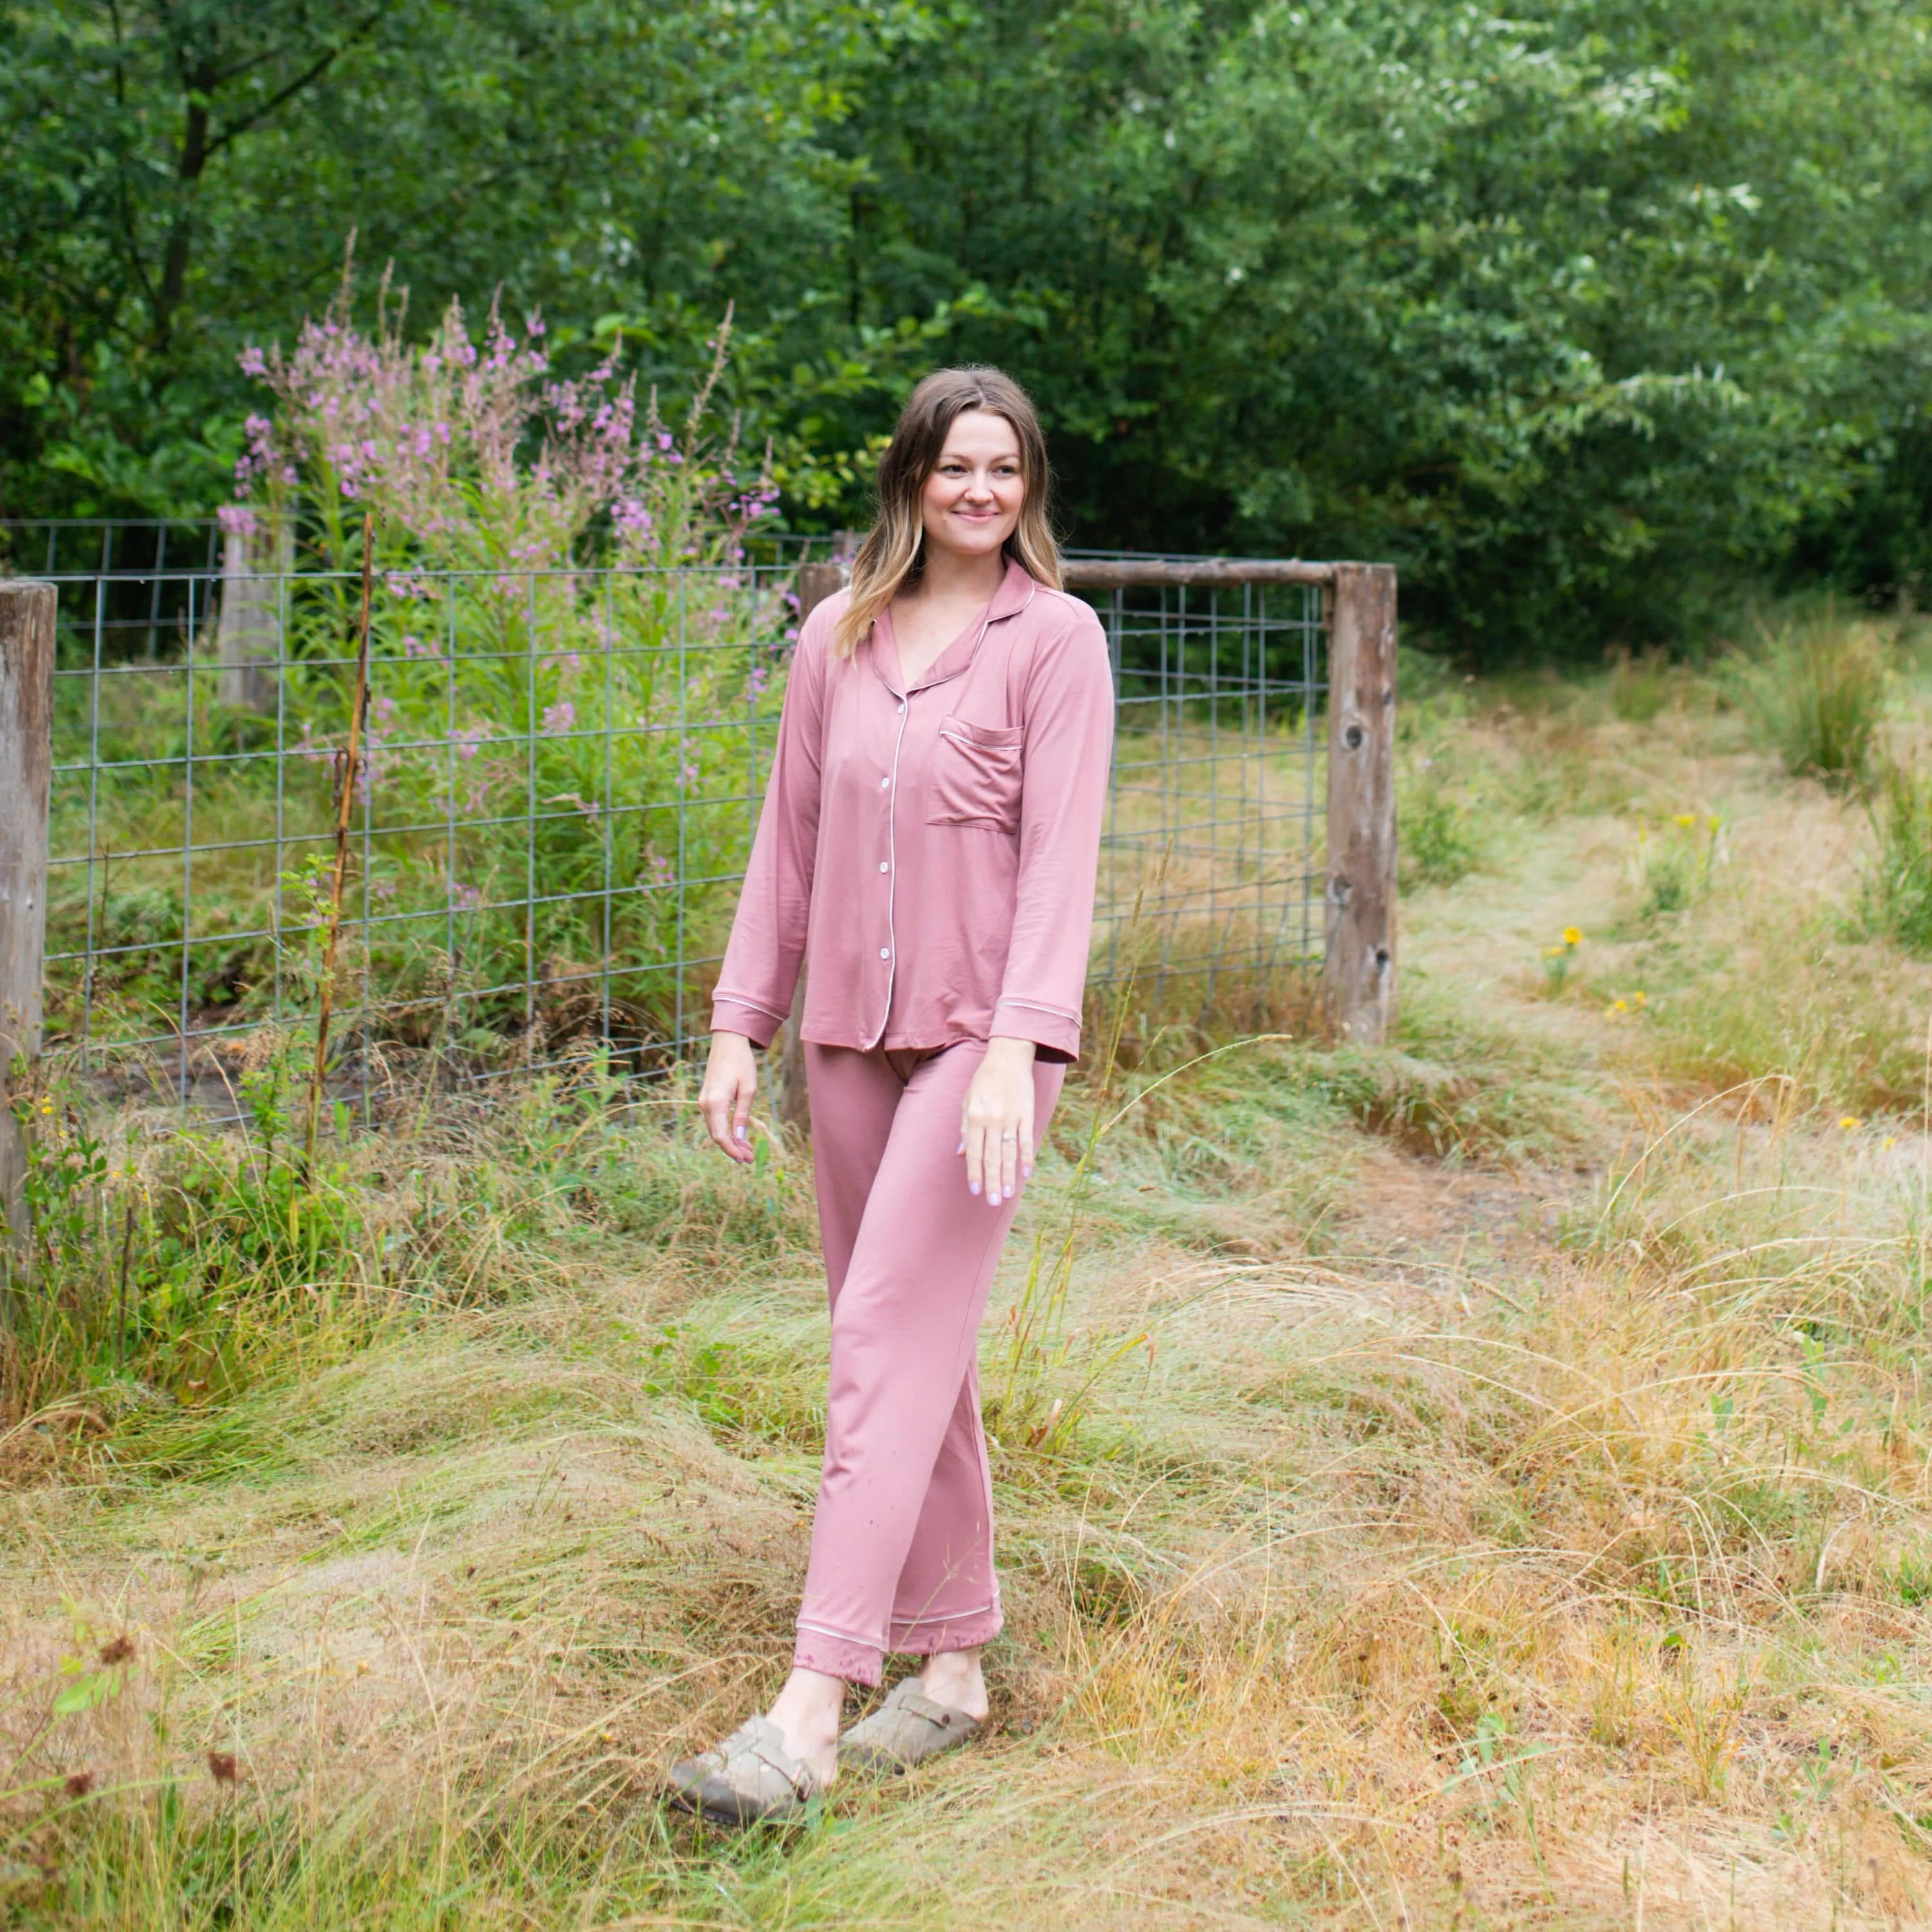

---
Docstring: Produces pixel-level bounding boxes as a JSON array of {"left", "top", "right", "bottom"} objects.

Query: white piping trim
[
  {"left": 994, "top": 997, "right": 1080, "bottom": 1023},
  {"left": 796, "top": 1616, "right": 887, "bottom": 1649},
  {"left": 938, "top": 726, "right": 1025, "bottom": 748},
  {"left": 711, "top": 991, "right": 790, "bottom": 1024},
  {"left": 889, "top": 1596, "right": 999, "bottom": 1629}
]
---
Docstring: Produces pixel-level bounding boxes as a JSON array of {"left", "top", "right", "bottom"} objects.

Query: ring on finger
[{"left": 1000, "top": 1129, "right": 1019, "bottom": 1141}]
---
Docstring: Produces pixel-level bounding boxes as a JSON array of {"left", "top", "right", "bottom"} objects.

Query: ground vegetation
[{"left": 4, "top": 615, "right": 1932, "bottom": 1926}]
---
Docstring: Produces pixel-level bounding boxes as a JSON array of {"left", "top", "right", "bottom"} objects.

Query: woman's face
[{"left": 920, "top": 410, "right": 1025, "bottom": 564}]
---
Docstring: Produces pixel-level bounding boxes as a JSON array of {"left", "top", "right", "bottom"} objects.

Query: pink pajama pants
[{"left": 791, "top": 1038, "right": 1065, "bottom": 1687}]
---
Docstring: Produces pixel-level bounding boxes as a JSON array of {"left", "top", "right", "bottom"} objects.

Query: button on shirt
[{"left": 710, "top": 560, "right": 1115, "bottom": 1063}]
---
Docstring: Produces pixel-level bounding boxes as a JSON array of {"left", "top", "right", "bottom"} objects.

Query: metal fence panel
[
  {"left": 1086, "top": 576, "right": 1326, "bottom": 1014},
  {"left": 1, "top": 519, "right": 222, "bottom": 664},
  {"left": 28, "top": 552, "right": 1328, "bottom": 1110}
]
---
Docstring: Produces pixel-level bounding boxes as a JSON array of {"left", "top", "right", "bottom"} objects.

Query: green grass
[
  {"left": 1859, "top": 755, "right": 1932, "bottom": 956},
  {"left": 7, "top": 628, "right": 1932, "bottom": 1927}
]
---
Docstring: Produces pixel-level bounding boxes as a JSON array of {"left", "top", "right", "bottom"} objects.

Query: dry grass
[{"left": 4, "top": 638, "right": 1932, "bottom": 1927}]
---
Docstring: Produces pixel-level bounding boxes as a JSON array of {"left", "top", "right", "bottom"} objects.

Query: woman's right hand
[{"left": 698, "top": 1031, "right": 760, "bottom": 1162}]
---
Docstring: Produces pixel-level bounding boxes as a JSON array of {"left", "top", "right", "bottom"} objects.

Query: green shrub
[{"left": 0, "top": 1055, "right": 384, "bottom": 1424}]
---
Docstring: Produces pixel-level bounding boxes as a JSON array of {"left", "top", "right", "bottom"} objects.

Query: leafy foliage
[{"left": 6, "top": 1, "right": 1932, "bottom": 652}]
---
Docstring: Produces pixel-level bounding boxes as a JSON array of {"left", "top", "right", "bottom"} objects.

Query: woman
[{"left": 670, "top": 367, "right": 1115, "bottom": 1823}]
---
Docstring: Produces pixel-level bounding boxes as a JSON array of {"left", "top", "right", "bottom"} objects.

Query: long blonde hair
[{"left": 829, "top": 366, "right": 1061, "bottom": 660}]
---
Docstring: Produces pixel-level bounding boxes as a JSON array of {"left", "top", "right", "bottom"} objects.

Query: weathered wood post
[
  {"left": 1323, "top": 563, "right": 1398, "bottom": 1043},
  {"left": 0, "top": 581, "right": 56, "bottom": 1273},
  {"left": 775, "top": 553, "right": 855, "bottom": 1133},
  {"left": 214, "top": 508, "right": 292, "bottom": 712}
]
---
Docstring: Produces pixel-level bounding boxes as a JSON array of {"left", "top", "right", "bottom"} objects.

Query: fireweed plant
[{"left": 69, "top": 292, "right": 795, "bottom": 1061}]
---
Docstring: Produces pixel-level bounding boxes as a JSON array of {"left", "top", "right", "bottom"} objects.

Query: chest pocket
[{"left": 927, "top": 717, "right": 1025, "bottom": 833}]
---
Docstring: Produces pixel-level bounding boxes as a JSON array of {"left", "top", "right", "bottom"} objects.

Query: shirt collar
[
  {"left": 875, "top": 558, "right": 1039, "bottom": 696},
  {"left": 986, "top": 556, "right": 1037, "bottom": 625}
]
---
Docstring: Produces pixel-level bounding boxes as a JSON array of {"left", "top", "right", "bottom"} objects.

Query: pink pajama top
[{"left": 710, "top": 558, "right": 1115, "bottom": 1063}]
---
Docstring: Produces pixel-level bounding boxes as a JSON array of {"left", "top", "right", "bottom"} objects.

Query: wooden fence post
[
  {"left": 775, "top": 554, "right": 854, "bottom": 1134},
  {"left": 0, "top": 580, "right": 56, "bottom": 1272},
  {"left": 1323, "top": 563, "right": 1397, "bottom": 1044},
  {"left": 214, "top": 508, "right": 292, "bottom": 712}
]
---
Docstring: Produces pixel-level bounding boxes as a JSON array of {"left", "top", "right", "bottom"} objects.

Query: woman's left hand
[{"left": 960, "top": 1036, "right": 1038, "bottom": 1206}]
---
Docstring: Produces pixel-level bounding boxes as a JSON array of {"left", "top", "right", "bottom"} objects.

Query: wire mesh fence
[
  {"left": 21, "top": 545, "right": 1334, "bottom": 1113},
  {"left": 1, "top": 518, "right": 222, "bottom": 663},
  {"left": 1075, "top": 570, "right": 1327, "bottom": 1010}
]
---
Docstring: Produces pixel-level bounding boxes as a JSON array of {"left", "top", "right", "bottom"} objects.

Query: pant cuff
[
  {"left": 793, "top": 1624, "right": 884, "bottom": 1688},
  {"left": 887, "top": 1605, "right": 1004, "bottom": 1656}
]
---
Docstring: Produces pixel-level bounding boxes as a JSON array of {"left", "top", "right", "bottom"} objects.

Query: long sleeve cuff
[
  {"left": 990, "top": 996, "right": 1082, "bottom": 1065},
  {"left": 710, "top": 994, "right": 788, "bottom": 1051}
]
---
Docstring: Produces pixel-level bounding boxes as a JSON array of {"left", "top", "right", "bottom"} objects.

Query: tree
[
  {"left": 7, "top": 0, "right": 1932, "bottom": 653},
  {"left": 0, "top": 0, "right": 882, "bottom": 513},
  {"left": 816, "top": 0, "right": 1932, "bottom": 652}
]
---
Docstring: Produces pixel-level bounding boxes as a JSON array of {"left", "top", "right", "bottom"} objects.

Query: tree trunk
[{"left": 155, "top": 64, "right": 215, "bottom": 350}]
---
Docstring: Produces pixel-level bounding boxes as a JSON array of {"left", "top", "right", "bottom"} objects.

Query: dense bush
[{"left": 6, "top": 3, "right": 1932, "bottom": 655}]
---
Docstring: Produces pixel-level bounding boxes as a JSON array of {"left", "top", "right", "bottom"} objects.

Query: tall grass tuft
[
  {"left": 1607, "top": 644, "right": 1676, "bottom": 723},
  {"left": 1743, "top": 606, "right": 1889, "bottom": 786},
  {"left": 1859, "top": 757, "right": 1932, "bottom": 954},
  {"left": 1399, "top": 773, "right": 1485, "bottom": 887}
]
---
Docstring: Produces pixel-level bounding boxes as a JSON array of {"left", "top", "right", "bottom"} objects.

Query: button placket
[
  {"left": 858, "top": 594, "right": 1019, "bottom": 1050},
  {"left": 869, "top": 683, "right": 914, "bottom": 1048}
]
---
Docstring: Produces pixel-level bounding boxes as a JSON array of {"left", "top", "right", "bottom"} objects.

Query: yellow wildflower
[
  {"left": 1633, "top": 990, "right": 1647, "bottom": 1005},
  {"left": 1674, "top": 813, "right": 1696, "bottom": 828},
  {"left": 1884, "top": 1136, "right": 1897, "bottom": 1151},
  {"left": 1839, "top": 1115, "right": 1861, "bottom": 1131},
  {"left": 1562, "top": 925, "right": 1583, "bottom": 947}
]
